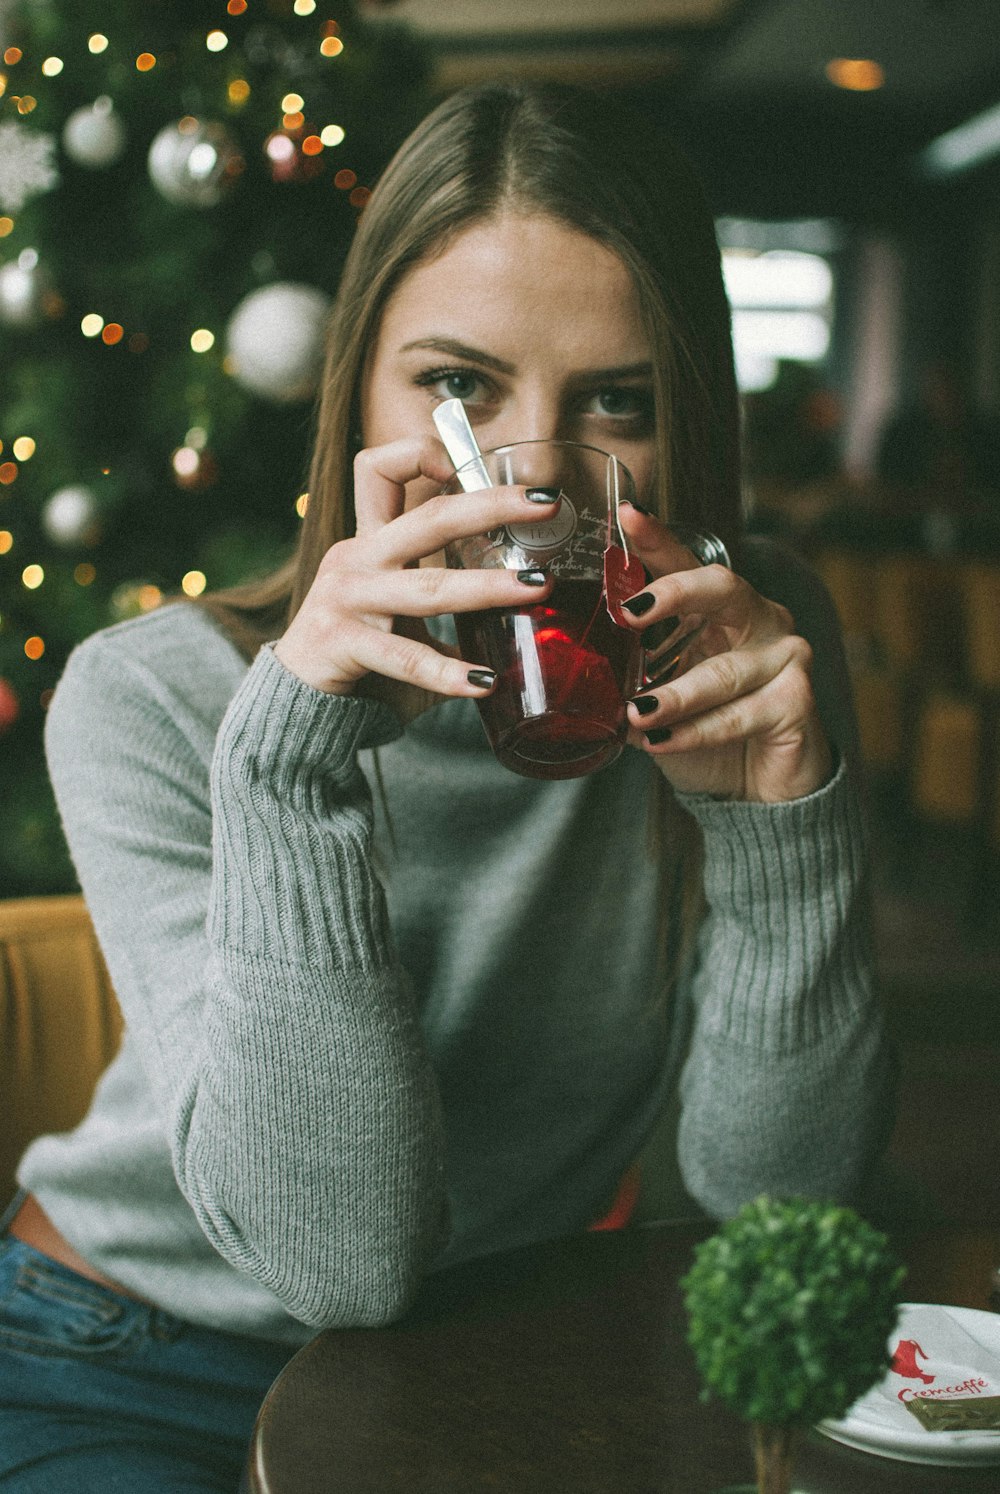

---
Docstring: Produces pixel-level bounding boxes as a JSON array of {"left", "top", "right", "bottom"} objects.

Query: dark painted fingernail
[
  {"left": 630, "top": 694, "right": 658, "bottom": 716},
  {"left": 467, "top": 669, "right": 496, "bottom": 689},
  {"left": 525, "top": 487, "right": 561, "bottom": 503},
  {"left": 516, "top": 569, "right": 548, "bottom": 585},
  {"left": 622, "top": 499, "right": 653, "bottom": 516},
  {"left": 621, "top": 591, "right": 655, "bottom": 617},
  {"left": 646, "top": 726, "right": 672, "bottom": 745}
]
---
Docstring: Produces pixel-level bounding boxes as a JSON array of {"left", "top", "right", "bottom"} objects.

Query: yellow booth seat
[
  {"left": 911, "top": 691, "right": 982, "bottom": 824},
  {"left": 0, "top": 895, "right": 122, "bottom": 1210}
]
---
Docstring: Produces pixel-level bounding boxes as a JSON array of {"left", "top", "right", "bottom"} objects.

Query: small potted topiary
[{"left": 681, "top": 1195, "right": 906, "bottom": 1494}]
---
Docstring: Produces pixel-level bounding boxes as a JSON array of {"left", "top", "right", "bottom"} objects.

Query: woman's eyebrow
[
  {"left": 569, "top": 362, "right": 654, "bottom": 382},
  {"left": 400, "top": 337, "right": 516, "bottom": 374},
  {"left": 400, "top": 340, "right": 654, "bottom": 385}
]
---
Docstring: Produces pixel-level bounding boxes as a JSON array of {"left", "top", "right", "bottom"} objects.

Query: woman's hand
[
  {"left": 618, "top": 504, "right": 833, "bottom": 803},
  {"left": 272, "top": 438, "right": 556, "bottom": 723}
]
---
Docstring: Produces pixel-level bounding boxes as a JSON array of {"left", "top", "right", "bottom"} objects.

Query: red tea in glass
[
  {"left": 445, "top": 440, "right": 643, "bottom": 780},
  {"left": 454, "top": 575, "right": 643, "bottom": 778}
]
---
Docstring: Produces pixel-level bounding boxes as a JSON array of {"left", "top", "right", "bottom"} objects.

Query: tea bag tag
[
  {"left": 603, "top": 454, "right": 646, "bottom": 624},
  {"left": 604, "top": 544, "right": 647, "bottom": 626}
]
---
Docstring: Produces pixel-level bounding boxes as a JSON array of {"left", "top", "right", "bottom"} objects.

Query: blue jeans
[{"left": 0, "top": 1204, "right": 295, "bottom": 1491}]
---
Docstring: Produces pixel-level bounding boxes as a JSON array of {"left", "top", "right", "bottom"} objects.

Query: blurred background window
[{"left": 718, "top": 222, "right": 837, "bottom": 392}]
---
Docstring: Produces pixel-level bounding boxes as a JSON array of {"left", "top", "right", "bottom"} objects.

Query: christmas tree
[{"left": 0, "top": 0, "right": 430, "bottom": 896}]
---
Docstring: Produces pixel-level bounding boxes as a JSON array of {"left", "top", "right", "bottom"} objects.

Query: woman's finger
[
  {"left": 621, "top": 564, "right": 792, "bottom": 649},
  {"left": 352, "top": 437, "right": 455, "bottom": 539},
  {"left": 368, "top": 484, "right": 560, "bottom": 569},
  {"left": 352, "top": 441, "right": 561, "bottom": 562},
  {"left": 618, "top": 504, "right": 792, "bottom": 647},
  {"left": 627, "top": 635, "right": 815, "bottom": 742},
  {"left": 618, "top": 503, "right": 705, "bottom": 580},
  {"left": 633, "top": 646, "right": 833, "bottom": 803},
  {"left": 342, "top": 620, "right": 501, "bottom": 700},
  {"left": 328, "top": 562, "right": 554, "bottom": 618}
]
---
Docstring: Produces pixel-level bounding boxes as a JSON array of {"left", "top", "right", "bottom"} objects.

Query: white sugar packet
[{"left": 837, "top": 1305, "right": 1000, "bottom": 1436}]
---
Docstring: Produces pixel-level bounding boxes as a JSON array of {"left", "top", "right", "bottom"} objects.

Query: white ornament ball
[
  {"left": 42, "top": 485, "right": 99, "bottom": 546},
  {"left": 63, "top": 97, "right": 126, "bottom": 168},
  {"left": 225, "top": 283, "right": 331, "bottom": 403},
  {"left": 148, "top": 119, "right": 242, "bottom": 208},
  {"left": 0, "top": 249, "right": 49, "bottom": 328}
]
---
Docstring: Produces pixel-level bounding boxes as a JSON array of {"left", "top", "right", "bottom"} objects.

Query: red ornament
[{"left": 0, "top": 677, "right": 21, "bottom": 734}]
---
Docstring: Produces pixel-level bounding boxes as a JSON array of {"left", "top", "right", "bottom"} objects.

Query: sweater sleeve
[
  {"left": 671, "top": 541, "right": 896, "bottom": 1217},
  {"left": 44, "top": 628, "right": 448, "bottom": 1328}
]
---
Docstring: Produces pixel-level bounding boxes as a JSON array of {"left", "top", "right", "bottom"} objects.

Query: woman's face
[{"left": 360, "top": 211, "right": 656, "bottom": 511}]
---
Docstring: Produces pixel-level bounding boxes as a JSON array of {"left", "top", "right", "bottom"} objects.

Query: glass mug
[{"left": 443, "top": 440, "right": 730, "bottom": 780}]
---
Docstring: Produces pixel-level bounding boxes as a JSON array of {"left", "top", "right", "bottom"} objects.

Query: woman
[{"left": 1, "top": 81, "right": 894, "bottom": 1488}]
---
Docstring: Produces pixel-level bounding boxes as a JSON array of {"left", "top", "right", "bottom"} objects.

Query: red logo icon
[{"left": 891, "top": 1339, "right": 935, "bottom": 1384}]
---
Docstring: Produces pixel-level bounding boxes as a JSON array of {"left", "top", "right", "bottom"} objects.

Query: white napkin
[{"left": 839, "top": 1305, "right": 1000, "bottom": 1437}]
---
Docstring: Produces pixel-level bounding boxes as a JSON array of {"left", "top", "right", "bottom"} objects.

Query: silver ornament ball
[
  {"left": 42, "top": 485, "right": 99, "bottom": 546},
  {"left": 63, "top": 97, "right": 126, "bottom": 168},
  {"left": 225, "top": 283, "right": 331, "bottom": 403},
  {"left": 148, "top": 119, "right": 242, "bottom": 208},
  {"left": 0, "top": 249, "right": 52, "bottom": 329}
]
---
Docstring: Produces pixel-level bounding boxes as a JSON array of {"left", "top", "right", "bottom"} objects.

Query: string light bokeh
[{"left": 0, "top": 1, "right": 431, "bottom": 893}]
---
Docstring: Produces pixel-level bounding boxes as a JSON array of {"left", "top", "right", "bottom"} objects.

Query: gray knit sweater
[{"left": 19, "top": 539, "right": 892, "bottom": 1346}]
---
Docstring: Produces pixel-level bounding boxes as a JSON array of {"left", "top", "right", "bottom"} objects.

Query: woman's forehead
[{"left": 376, "top": 212, "right": 649, "bottom": 361}]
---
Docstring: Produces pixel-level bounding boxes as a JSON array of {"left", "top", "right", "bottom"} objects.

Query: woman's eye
[
  {"left": 441, "top": 370, "right": 481, "bottom": 400},
  {"left": 590, "top": 387, "right": 651, "bottom": 419},
  {"left": 415, "top": 367, "right": 489, "bottom": 403}
]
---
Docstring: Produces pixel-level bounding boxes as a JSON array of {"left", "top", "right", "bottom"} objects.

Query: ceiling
[{"left": 362, "top": 0, "right": 1000, "bottom": 224}]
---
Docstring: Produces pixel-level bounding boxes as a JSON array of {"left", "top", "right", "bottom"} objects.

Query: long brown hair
[
  {"left": 196, "top": 81, "right": 742, "bottom": 989},
  {"left": 198, "top": 80, "right": 743, "bottom": 657}
]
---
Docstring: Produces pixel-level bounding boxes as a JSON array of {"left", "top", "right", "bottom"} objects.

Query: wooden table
[{"left": 244, "top": 1222, "right": 999, "bottom": 1494}]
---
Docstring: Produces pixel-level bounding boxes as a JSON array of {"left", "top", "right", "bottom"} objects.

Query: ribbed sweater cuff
[
  {"left": 207, "top": 645, "right": 402, "bottom": 966},
  {"left": 229, "top": 644, "right": 403, "bottom": 789},
  {"left": 674, "top": 759, "right": 873, "bottom": 1048}
]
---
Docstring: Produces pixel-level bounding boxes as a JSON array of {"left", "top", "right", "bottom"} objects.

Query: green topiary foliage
[{"left": 682, "top": 1194, "right": 907, "bottom": 1428}]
